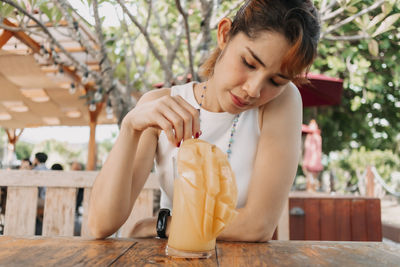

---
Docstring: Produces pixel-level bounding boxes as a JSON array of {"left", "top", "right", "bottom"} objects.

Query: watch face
[
  {"left": 157, "top": 219, "right": 164, "bottom": 231},
  {"left": 157, "top": 209, "right": 170, "bottom": 238}
]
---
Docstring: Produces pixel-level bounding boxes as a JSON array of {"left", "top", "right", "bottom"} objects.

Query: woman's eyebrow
[
  {"left": 245, "top": 46, "right": 266, "bottom": 67},
  {"left": 245, "top": 47, "right": 289, "bottom": 80}
]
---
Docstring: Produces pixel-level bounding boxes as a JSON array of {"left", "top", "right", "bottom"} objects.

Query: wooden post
[
  {"left": 0, "top": 29, "right": 13, "bottom": 49},
  {"left": 4, "top": 128, "right": 24, "bottom": 167},
  {"left": 366, "top": 166, "right": 375, "bottom": 197},
  {"left": 86, "top": 103, "right": 103, "bottom": 170}
]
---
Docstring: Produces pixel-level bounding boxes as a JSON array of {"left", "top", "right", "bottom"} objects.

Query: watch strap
[{"left": 156, "top": 208, "right": 170, "bottom": 238}]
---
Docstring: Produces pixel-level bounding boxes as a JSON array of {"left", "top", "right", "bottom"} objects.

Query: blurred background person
[
  {"left": 70, "top": 160, "right": 84, "bottom": 236},
  {"left": 19, "top": 158, "right": 32, "bottom": 170},
  {"left": 33, "top": 152, "right": 48, "bottom": 235},
  {"left": 33, "top": 152, "right": 48, "bottom": 171},
  {"left": 302, "top": 120, "right": 323, "bottom": 192},
  {"left": 51, "top": 163, "right": 64, "bottom": 170}
]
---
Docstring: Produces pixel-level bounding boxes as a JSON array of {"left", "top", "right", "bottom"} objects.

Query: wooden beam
[
  {"left": 27, "top": 20, "right": 69, "bottom": 28},
  {"left": 87, "top": 102, "right": 104, "bottom": 170},
  {"left": 7, "top": 47, "right": 95, "bottom": 54},
  {"left": 41, "top": 64, "right": 99, "bottom": 73},
  {"left": 0, "top": 29, "right": 13, "bottom": 49},
  {"left": 3, "top": 18, "right": 40, "bottom": 53},
  {"left": 54, "top": 46, "right": 89, "bottom": 53}
]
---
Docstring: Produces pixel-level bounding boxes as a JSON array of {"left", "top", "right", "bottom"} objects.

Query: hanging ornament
[
  {"left": 40, "top": 44, "right": 46, "bottom": 54},
  {"left": 106, "top": 99, "right": 113, "bottom": 119},
  {"left": 94, "top": 88, "right": 103, "bottom": 102},
  {"left": 69, "top": 83, "right": 76, "bottom": 94},
  {"left": 89, "top": 101, "right": 96, "bottom": 112},
  {"left": 81, "top": 71, "right": 90, "bottom": 84}
]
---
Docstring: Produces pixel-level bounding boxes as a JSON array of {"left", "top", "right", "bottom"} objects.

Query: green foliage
[
  {"left": 307, "top": 0, "right": 400, "bottom": 153},
  {"left": 0, "top": 2, "right": 15, "bottom": 18},
  {"left": 15, "top": 141, "right": 34, "bottom": 160},
  {"left": 328, "top": 147, "right": 400, "bottom": 192}
]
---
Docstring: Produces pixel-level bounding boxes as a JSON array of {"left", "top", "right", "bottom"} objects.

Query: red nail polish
[
  {"left": 177, "top": 142, "right": 181, "bottom": 148},
  {"left": 195, "top": 132, "right": 199, "bottom": 138}
]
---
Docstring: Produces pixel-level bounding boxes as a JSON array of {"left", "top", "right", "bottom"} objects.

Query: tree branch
[
  {"left": 116, "top": 0, "right": 173, "bottom": 85},
  {"left": 52, "top": 0, "right": 98, "bottom": 59},
  {"left": 322, "top": 0, "right": 385, "bottom": 37},
  {"left": 144, "top": 0, "right": 152, "bottom": 32},
  {"left": 321, "top": 6, "right": 346, "bottom": 22},
  {"left": 153, "top": 5, "right": 172, "bottom": 51},
  {"left": 211, "top": 0, "right": 242, "bottom": 29},
  {"left": 175, "top": 0, "right": 194, "bottom": 80},
  {"left": 0, "top": 21, "right": 48, "bottom": 39},
  {"left": 320, "top": 0, "right": 338, "bottom": 15},
  {"left": 323, "top": 34, "right": 370, "bottom": 41}
]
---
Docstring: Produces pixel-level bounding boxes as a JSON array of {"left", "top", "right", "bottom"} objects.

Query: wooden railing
[
  {"left": 1, "top": 170, "right": 318, "bottom": 241},
  {"left": 0, "top": 170, "right": 159, "bottom": 237}
]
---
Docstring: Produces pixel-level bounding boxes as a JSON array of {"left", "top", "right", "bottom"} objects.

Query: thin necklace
[{"left": 199, "top": 83, "right": 240, "bottom": 159}]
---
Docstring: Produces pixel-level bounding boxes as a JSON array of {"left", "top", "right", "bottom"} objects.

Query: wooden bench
[
  {"left": 382, "top": 222, "right": 400, "bottom": 243},
  {"left": 0, "top": 170, "right": 159, "bottom": 237},
  {"left": 288, "top": 192, "right": 382, "bottom": 241}
]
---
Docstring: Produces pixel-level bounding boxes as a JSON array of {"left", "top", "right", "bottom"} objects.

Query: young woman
[{"left": 88, "top": 0, "right": 320, "bottom": 242}]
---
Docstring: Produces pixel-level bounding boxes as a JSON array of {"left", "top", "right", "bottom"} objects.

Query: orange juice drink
[
  {"left": 166, "top": 139, "right": 238, "bottom": 258},
  {"left": 166, "top": 179, "right": 216, "bottom": 258}
]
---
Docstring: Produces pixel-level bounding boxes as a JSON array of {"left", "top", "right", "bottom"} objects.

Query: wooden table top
[{"left": 0, "top": 236, "right": 399, "bottom": 266}]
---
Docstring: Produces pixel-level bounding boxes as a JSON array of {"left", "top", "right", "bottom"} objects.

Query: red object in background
[
  {"left": 298, "top": 73, "right": 343, "bottom": 107},
  {"left": 302, "top": 120, "right": 323, "bottom": 173}
]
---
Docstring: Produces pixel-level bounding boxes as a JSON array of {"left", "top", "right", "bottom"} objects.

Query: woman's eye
[
  {"left": 241, "top": 57, "right": 255, "bottom": 69},
  {"left": 270, "top": 79, "right": 280, "bottom": 86}
]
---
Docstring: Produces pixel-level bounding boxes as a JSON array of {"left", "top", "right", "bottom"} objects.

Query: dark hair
[
  {"left": 199, "top": 0, "right": 320, "bottom": 84},
  {"left": 22, "top": 158, "right": 32, "bottom": 166},
  {"left": 51, "top": 163, "right": 64, "bottom": 170},
  {"left": 35, "top": 152, "right": 48, "bottom": 163}
]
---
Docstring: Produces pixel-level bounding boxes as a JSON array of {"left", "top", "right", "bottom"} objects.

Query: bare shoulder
[
  {"left": 266, "top": 82, "right": 302, "bottom": 113},
  {"left": 260, "top": 82, "right": 302, "bottom": 132},
  {"left": 137, "top": 88, "right": 171, "bottom": 104}
]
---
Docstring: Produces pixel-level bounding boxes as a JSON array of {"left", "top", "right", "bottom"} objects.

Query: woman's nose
[{"left": 243, "top": 77, "right": 263, "bottom": 98}]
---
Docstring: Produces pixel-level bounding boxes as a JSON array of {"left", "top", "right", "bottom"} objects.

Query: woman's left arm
[{"left": 218, "top": 83, "right": 303, "bottom": 242}]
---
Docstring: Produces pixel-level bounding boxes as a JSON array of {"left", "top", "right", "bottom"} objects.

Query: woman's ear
[{"left": 217, "top": 18, "right": 232, "bottom": 50}]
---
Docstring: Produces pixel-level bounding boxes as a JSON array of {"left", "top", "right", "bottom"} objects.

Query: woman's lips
[{"left": 230, "top": 93, "right": 249, "bottom": 108}]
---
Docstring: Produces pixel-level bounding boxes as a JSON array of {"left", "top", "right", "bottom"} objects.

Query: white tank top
[{"left": 155, "top": 82, "right": 260, "bottom": 210}]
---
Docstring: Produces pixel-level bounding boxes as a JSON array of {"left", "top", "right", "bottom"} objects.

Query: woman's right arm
[{"left": 88, "top": 88, "right": 200, "bottom": 238}]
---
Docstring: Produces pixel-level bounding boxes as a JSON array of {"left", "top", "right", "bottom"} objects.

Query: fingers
[
  {"left": 159, "top": 103, "right": 185, "bottom": 145},
  {"left": 174, "top": 96, "right": 201, "bottom": 139},
  {"left": 157, "top": 95, "right": 201, "bottom": 146},
  {"left": 153, "top": 112, "right": 176, "bottom": 145}
]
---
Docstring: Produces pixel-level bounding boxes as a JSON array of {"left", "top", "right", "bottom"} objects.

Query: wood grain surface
[
  {"left": 0, "top": 236, "right": 135, "bottom": 267},
  {"left": 0, "top": 237, "right": 399, "bottom": 266},
  {"left": 4, "top": 186, "right": 38, "bottom": 236},
  {"left": 42, "top": 187, "right": 77, "bottom": 236},
  {"left": 217, "top": 240, "right": 400, "bottom": 267},
  {"left": 113, "top": 238, "right": 218, "bottom": 266}
]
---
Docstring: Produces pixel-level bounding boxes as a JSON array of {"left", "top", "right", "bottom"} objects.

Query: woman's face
[{"left": 210, "top": 28, "right": 292, "bottom": 114}]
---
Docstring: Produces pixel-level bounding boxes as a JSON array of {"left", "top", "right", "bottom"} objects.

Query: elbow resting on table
[
  {"left": 220, "top": 217, "right": 274, "bottom": 242},
  {"left": 88, "top": 214, "right": 115, "bottom": 239},
  {"left": 246, "top": 222, "right": 275, "bottom": 242}
]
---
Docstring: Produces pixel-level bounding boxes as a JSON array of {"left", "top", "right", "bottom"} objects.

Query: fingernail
[
  {"left": 195, "top": 132, "right": 199, "bottom": 138},
  {"left": 177, "top": 142, "right": 181, "bottom": 148}
]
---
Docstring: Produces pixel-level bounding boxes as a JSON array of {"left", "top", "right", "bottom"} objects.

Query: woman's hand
[{"left": 121, "top": 90, "right": 201, "bottom": 147}]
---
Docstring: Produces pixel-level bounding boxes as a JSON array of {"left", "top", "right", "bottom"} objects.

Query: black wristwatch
[{"left": 156, "top": 208, "right": 170, "bottom": 238}]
